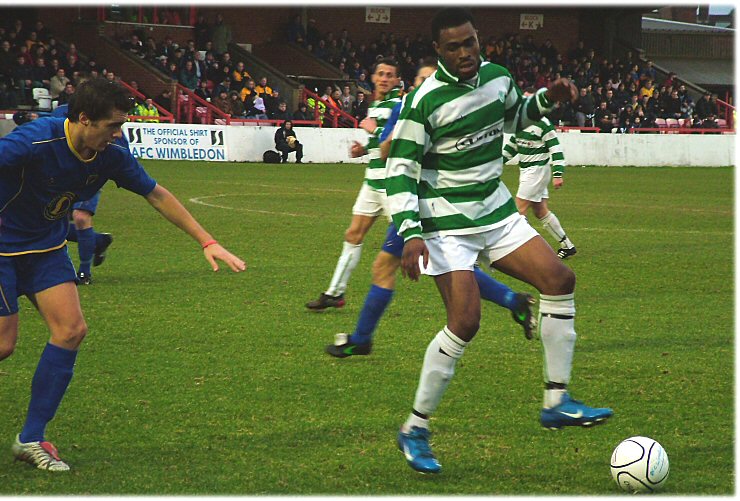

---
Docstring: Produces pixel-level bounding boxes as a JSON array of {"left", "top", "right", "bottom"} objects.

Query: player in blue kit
[
  {"left": 0, "top": 78, "right": 245, "bottom": 471},
  {"left": 326, "top": 59, "right": 536, "bottom": 358},
  {"left": 53, "top": 99, "right": 114, "bottom": 284}
]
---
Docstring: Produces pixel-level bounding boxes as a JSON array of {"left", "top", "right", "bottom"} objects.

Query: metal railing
[
  {"left": 175, "top": 84, "right": 231, "bottom": 124},
  {"left": 301, "top": 88, "right": 358, "bottom": 128},
  {"left": 119, "top": 80, "right": 174, "bottom": 123}
]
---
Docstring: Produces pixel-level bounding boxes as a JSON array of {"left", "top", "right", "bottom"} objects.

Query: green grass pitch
[{"left": 0, "top": 160, "right": 733, "bottom": 494}]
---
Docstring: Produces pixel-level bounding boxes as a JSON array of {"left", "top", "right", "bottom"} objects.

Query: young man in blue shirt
[
  {"left": 53, "top": 100, "right": 114, "bottom": 284},
  {"left": 0, "top": 78, "right": 245, "bottom": 471}
]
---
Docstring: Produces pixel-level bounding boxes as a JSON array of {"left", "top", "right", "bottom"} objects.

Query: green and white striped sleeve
[
  {"left": 385, "top": 102, "right": 428, "bottom": 242},
  {"left": 542, "top": 120, "right": 566, "bottom": 177},
  {"left": 503, "top": 74, "right": 556, "bottom": 134},
  {"left": 502, "top": 134, "right": 518, "bottom": 163}
]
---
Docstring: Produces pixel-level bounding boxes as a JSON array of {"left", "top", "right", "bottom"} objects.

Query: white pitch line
[
  {"left": 189, "top": 194, "right": 309, "bottom": 217},
  {"left": 188, "top": 194, "right": 734, "bottom": 235}
]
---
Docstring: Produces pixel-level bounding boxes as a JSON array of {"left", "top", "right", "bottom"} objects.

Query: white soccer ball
[{"left": 610, "top": 436, "right": 669, "bottom": 493}]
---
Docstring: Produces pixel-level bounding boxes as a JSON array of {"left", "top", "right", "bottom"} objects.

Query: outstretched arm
[{"left": 145, "top": 184, "right": 246, "bottom": 272}]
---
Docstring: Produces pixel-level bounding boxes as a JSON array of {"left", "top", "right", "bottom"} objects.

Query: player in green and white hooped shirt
[
  {"left": 306, "top": 58, "right": 403, "bottom": 311},
  {"left": 503, "top": 115, "right": 577, "bottom": 259},
  {"left": 388, "top": 8, "right": 613, "bottom": 475}
]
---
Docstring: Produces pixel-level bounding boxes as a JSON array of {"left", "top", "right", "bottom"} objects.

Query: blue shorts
[
  {"left": 72, "top": 190, "right": 102, "bottom": 215},
  {"left": 380, "top": 223, "right": 404, "bottom": 258},
  {"left": 0, "top": 247, "right": 77, "bottom": 316}
]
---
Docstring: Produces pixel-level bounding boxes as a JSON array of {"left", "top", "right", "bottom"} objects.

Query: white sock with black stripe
[
  {"left": 403, "top": 326, "right": 468, "bottom": 431},
  {"left": 539, "top": 293, "right": 577, "bottom": 408}
]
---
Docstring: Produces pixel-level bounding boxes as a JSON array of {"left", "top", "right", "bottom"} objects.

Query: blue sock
[
  {"left": 66, "top": 222, "right": 78, "bottom": 243},
  {"left": 349, "top": 285, "right": 394, "bottom": 345},
  {"left": 473, "top": 266, "right": 517, "bottom": 311},
  {"left": 20, "top": 343, "right": 78, "bottom": 443},
  {"left": 77, "top": 227, "right": 96, "bottom": 275}
]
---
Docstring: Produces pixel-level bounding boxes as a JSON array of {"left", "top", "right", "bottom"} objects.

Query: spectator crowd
[{"left": 0, "top": 13, "right": 729, "bottom": 132}]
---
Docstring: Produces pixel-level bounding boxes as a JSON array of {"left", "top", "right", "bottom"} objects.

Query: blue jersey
[
  {"left": 51, "top": 104, "right": 69, "bottom": 118},
  {"left": 0, "top": 117, "right": 156, "bottom": 255},
  {"left": 379, "top": 101, "right": 402, "bottom": 143}
]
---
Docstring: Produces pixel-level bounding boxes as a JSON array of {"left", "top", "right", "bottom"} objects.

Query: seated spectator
[
  {"left": 270, "top": 101, "right": 292, "bottom": 121},
  {"left": 594, "top": 101, "right": 613, "bottom": 133},
  {"left": 154, "top": 87, "right": 173, "bottom": 113},
  {"left": 133, "top": 98, "right": 160, "bottom": 122},
  {"left": 702, "top": 114, "right": 719, "bottom": 129},
  {"left": 48, "top": 68, "right": 69, "bottom": 99},
  {"left": 255, "top": 76, "right": 272, "bottom": 96},
  {"left": 245, "top": 92, "right": 268, "bottom": 119},
  {"left": 339, "top": 84, "right": 355, "bottom": 112},
  {"left": 356, "top": 71, "right": 372, "bottom": 92},
  {"left": 574, "top": 87, "right": 595, "bottom": 127},
  {"left": 293, "top": 102, "right": 312, "bottom": 122},
  {"left": 195, "top": 79, "right": 212, "bottom": 102},
  {"left": 228, "top": 90, "right": 246, "bottom": 117},
  {"left": 212, "top": 77, "right": 230, "bottom": 97},
  {"left": 239, "top": 78, "right": 256, "bottom": 102},
  {"left": 274, "top": 120, "right": 303, "bottom": 163},
  {"left": 232, "top": 61, "right": 251, "bottom": 91},
  {"left": 213, "top": 89, "right": 232, "bottom": 115},
  {"left": 31, "top": 57, "right": 51, "bottom": 90},
  {"left": 663, "top": 89, "right": 684, "bottom": 119},
  {"left": 639, "top": 79, "right": 655, "bottom": 99},
  {"left": 264, "top": 88, "right": 281, "bottom": 117},
  {"left": 352, "top": 91, "right": 368, "bottom": 121},
  {"left": 57, "top": 82, "right": 75, "bottom": 105},
  {"left": 695, "top": 91, "right": 717, "bottom": 119},
  {"left": 179, "top": 60, "right": 198, "bottom": 90}
]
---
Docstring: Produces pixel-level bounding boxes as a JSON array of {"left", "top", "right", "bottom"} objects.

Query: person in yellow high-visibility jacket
[{"left": 134, "top": 98, "right": 160, "bottom": 122}]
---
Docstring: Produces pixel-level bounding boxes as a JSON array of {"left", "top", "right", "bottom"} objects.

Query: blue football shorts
[
  {"left": 380, "top": 223, "right": 404, "bottom": 258},
  {"left": 72, "top": 190, "right": 102, "bottom": 215},
  {"left": 0, "top": 247, "right": 77, "bottom": 316}
]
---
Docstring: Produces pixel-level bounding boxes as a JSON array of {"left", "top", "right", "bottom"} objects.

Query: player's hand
[
  {"left": 359, "top": 117, "right": 377, "bottom": 134},
  {"left": 204, "top": 244, "right": 246, "bottom": 272},
  {"left": 401, "top": 238, "right": 428, "bottom": 282},
  {"left": 349, "top": 141, "right": 366, "bottom": 158},
  {"left": 553, "top": 177, "right": 563, "bottom": 189},
  {"left": 546, "top": 78, "right": 578, "bottom": 104}
]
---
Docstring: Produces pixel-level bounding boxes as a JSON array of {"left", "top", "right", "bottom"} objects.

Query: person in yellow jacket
[{"left": 134, "top": 98, "right": 160, "bottom": 123}]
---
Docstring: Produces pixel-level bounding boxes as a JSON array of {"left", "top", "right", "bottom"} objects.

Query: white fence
[
  {"left": 0, "top": 118, "right": 735, "bottom": 166},
  {"left": 124, "top": 122, "right": 735, "bottom": 166}
]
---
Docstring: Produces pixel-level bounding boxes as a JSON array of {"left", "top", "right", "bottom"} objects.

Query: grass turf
[{"left": 0, "top": 160, "right": 733, "bottom": 494}]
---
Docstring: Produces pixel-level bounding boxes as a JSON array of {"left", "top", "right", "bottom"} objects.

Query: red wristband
[{"left": 202, "top": 239, "right": 218, "bottom": 249}]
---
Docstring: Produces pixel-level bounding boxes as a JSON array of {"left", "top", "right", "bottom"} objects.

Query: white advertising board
[{"left": 122, "top": 123, "right": 228, "bottom": 161}]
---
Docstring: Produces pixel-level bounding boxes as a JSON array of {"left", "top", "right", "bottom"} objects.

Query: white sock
[
  {"left": 539, "top": 293, "right": 577, "bottom": 408},
  {"left": 402, "top": 413, "right": 430, "bottom": 432},
  {"left": 325, "top": 241, "right": 362, "bottom": 296},
  {"left": 410, "top": 326, "right": 468, "bottom": 419},
  {"left": 539, "top": 211, "right": 574, "bottom": 248}
]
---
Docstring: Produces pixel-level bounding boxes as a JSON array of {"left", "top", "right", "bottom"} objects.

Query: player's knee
[
  {"left": 72, "top": 211, "right": 92, "bottom": 228},
  {"left": 55, "top": 319, "right": 88, "bottom": 349},
  {"left": 550, "top": 265, "right": 576, "bottom": 294},
  {"left": 449, "top": 314, "right": 480, "bottom": 339},
  {"left": 0, "top": 340, "right": 16, "bottom": 361},
  {"left": 344, "top": 227, "right": 364, "bottom": 245}
]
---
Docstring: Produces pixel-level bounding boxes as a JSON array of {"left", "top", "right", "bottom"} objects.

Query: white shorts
[
  {"left": 352, "top": 182, "right": 390, "bottom": 220},
  {"left": 516, "top": 166, "right": 551, "bottom": 202},
  {"left": 421, "top": 213, "right": 538, "bottom": 276}
]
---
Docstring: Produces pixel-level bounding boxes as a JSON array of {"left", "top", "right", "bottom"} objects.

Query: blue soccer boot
[
  {"left": 397, "top": 426, "right": 441, "bottom": 474},
  {"left": 540, "top": 393, "right": 613, "bottom": 430}
]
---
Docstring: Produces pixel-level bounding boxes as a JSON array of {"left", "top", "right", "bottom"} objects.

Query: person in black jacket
[{"left": 274, "top": 120, "right": 303, "bottom": 163}]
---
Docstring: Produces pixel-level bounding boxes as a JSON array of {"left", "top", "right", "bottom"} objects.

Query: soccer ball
[
  {"left": 610, "top": 436, "right": 669, "bottom": 493},
  {"left": 287, "top": 136, "right": 297, "bottom": 148}
]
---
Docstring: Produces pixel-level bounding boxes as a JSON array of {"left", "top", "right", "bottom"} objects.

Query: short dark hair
[
  {"left": 420, "top": 56, "right": 438, "bottom": 70},
  {"left": 67, "top": 78, "right": 133, "bottom": 123},
  {"left": 372, "top": 56, "right": 400, "bottom": 76},
  {"left": 431, "top": 8, "right": 475, "bottom": 43}
]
